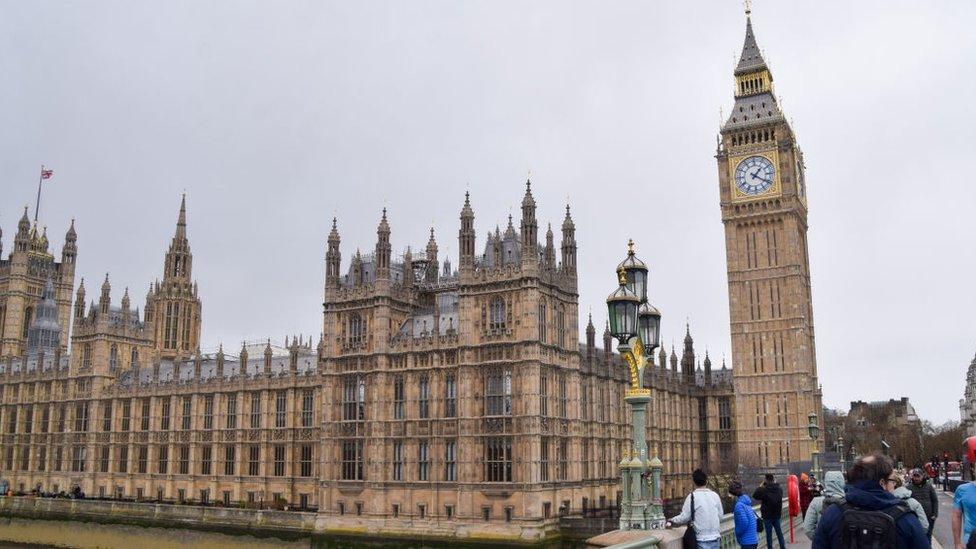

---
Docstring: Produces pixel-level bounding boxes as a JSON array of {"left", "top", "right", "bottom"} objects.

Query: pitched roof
[{"left": 735, "top": 17, "right": 768, "bottom": 76}]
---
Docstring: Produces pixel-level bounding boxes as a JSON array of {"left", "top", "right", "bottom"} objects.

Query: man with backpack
[
  {"left": 812, "top": 452, "right": 929, "bottom": 549},
  {"left": 752, "top": 474, "right": 787, "bottom": 549}
]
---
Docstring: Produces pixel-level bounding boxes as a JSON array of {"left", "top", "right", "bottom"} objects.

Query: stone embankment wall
[
  {"left": 0, "top": 496, "right": 562, "bottom": 548},
  {"left": 0, "top": 496, "right": 314, "bottom": 548}
]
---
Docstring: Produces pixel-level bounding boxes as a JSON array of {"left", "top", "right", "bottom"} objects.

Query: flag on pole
[{"left": 41, "top": 169, "right": 54, "bottom": 180}]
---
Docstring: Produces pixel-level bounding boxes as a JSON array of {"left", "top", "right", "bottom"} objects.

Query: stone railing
[
  {"left": 591, "top": 501, "right": 793, "bottom": 549},
  {"left": 716, "top": 501, "right": 791, "bottom": 549}
]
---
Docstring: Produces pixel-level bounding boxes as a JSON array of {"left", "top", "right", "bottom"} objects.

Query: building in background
[
  {"left": 960, "top": 352, "right": 976, "bottom": 437},
  {"left": 0, "top": 185, "right": 734, "bottom": 540},
  {"left": 0, "top": 208, "right": 76, "bottom": 358},
  {"left": 717, "top": 11, "right": 823, "bottom": 468},
  {"left": 844, "top": 398, "right": 924, "bottom": 466}
]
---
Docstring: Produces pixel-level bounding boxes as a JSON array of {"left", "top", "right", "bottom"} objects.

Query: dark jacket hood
[{"left": 844, "top": 480, "right": 903, "bottom": 510}]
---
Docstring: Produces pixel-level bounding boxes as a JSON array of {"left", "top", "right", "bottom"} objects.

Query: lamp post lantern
[
  {"left": 808, "top": 411, "right": 822, "bottom": 481},
  {"left": 606, "top": 240, "right": 664, "bottom": 530}
]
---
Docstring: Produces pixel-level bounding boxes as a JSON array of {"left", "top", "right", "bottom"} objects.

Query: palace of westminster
[{"left": 0, "top": 13, "right": 821, "bottom": 540}]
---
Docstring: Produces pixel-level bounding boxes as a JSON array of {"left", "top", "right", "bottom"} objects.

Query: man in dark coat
[
  {"left": 813, "top": 453, "right": 929, "bottom": 549},
  {"left": 753, "top": 474, "right": 786, "bottom": 549},
  {"left": 907, "top": 467, "right": 939, "bottom": 540}
]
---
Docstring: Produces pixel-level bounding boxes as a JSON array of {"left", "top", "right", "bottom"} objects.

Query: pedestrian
[
  {"left": 907, "top": 467, "right": 939, "bottom": 541},
  {"left": 728, "top": 480, "right": 758, "bottom": 549},
  {"left": 669, "top": 469, "right": 724, "bottom": 549},
  {"left": 812, "top": 452, "right": 928, "bottom": 549},
  {"left": 752, "top": 473, "right": 787, "bottom": 549},
  {"left": 800, "top": 473, "right": 813, "bottom": 517},
  {"left": 892, "top": 475, "right": 929, "bottom": 531},
  {"left": 953, "top": 474, "right": 976, "bottom": 549},
  {"left": 802, "top": 470, "right": 845, "bottom": 540},
  {"left": 811, "top": 474, "right": 823, "bottom": 498}
]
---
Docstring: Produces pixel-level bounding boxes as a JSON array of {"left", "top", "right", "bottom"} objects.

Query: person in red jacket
[{"left": 800, "top": 473, "right": 813, "bottom": 517}]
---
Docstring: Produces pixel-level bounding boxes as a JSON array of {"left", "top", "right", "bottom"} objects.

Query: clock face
[{"left": 734, "top": 155, "right": 776, "bottom": 196}]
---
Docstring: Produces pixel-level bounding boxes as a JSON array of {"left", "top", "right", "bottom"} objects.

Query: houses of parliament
[{"left": 0, "top": 11, "right": 819, "bottom": 542}]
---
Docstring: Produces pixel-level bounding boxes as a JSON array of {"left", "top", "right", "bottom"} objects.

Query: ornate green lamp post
[
  {"left": 808, "top": 411, "right": 822, "bottom": 481},
  {"left": 607, "top": 240, "right": 663, "bottom": 530}
]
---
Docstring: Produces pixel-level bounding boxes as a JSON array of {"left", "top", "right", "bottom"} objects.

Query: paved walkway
[{"left": 933, "top": 487, "right": 956, "bottom": 549}]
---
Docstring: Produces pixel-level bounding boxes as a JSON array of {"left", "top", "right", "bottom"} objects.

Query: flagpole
[{"left": 34, "top": 165, "right": 44, "bottom": 223}]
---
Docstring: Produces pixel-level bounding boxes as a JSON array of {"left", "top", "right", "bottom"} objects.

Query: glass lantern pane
[
  {"left": 624, "top": 303, "right": 637, "bottom": 335},
  {"left": 633, "top": 271, "right": 647, "bottom": 303},
  {"left": 607, "top": 304, "right": 619, "bottom": 335}
]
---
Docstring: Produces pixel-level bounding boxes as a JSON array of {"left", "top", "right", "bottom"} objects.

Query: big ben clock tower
[{"left": 717, "top": 9, "right": 822, "bottom": 467}]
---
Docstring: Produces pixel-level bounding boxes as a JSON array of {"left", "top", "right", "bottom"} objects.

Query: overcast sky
[{"left": 2, "top": 1, "right": 974, "bottom": 423}]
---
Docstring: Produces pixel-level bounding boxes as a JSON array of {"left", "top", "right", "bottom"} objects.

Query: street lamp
[
  {"left": 808, "top": 411, "right": 822, "bottom": 481},
  {"left": 606, "top": 240, "right": 664, "bottom": 530},
  {"left": 837, "top": 435, "right": 846, "bottom": 472}
]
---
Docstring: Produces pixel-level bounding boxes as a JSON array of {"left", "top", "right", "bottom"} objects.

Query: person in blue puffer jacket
[{"left": 729, "top": 480, "right": 759, "bottom": 549}]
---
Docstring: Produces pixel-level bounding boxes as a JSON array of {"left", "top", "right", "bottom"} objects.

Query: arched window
[
  {"left": 489, "top": 297, "right": 506, "bottom": 331},
  {"left": 538, "top": 301, "right": 547, "bottom": 343},
  {"left": 22, "top": 306, "right": 33, "bottom": 340},
  {"left": 556, "top": 305, "right": 566, "bottom": 348},
  {"left": 82, "top": 344, "right": 92, "bottom": 369},
  {"left": 130, "top": 349, "right": 139, "bottom": 370},
  {"left": 357, "top": 378, "right": 366, "bottom": 420},
  {"left": 348, "top": 314, "right": 364, "bottom": 344},
  {"left": 109, "top": 345, "right": 119, "bottom": 371},
  {"left": 164, "top": 303, "right": 177, "bottom": 350}
]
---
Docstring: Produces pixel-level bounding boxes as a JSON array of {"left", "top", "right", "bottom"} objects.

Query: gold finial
[
  {"left": 627, "top": 238, "right": 635, "bottom": 256},
  {"left": 744, "top": 0, "right": 752, "bottom": 16},
  {"left": 617, "top": 266, "right": 627, "bottom": 286}
]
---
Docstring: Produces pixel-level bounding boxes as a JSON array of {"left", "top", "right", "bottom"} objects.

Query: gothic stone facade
[
  {"left": 0, "top": 184, "right": 734, "bottom": 541},
  {"left": 960, "top": 352, "right": 976, "bottom": 437},
  {"left": 0, "top": 208, "right": 76, "bottom": 358},
  {"left": 718, "top": 14, "right": 823, "bottom": 467}
]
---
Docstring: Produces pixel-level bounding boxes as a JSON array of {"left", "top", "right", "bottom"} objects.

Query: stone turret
[
  {"left": 99, "top": 274, "right": 111, "bottom": 315},
  {"left": 375, "top": 209, "right": 391, "bottom": 281},
  {"left": 520, "top": 179, "right": 538, "bottom": 259},
  {"left": 458, "top": 192, "right": 475, "bottom": 271},
  {"left": 75, "top": 279, "right": 87, "bottom": 319},
  {"left": 586, "top": 313, "right": 596, "bottom": 362},
  {"left": 425, "top": 228, "right": 438, "bottom": 283},
  {"left": 561, "top": 205, "right": 577, "bottom": 275},
  {"left": 326, "top": 217, "right": 341, "bottom": 289}
]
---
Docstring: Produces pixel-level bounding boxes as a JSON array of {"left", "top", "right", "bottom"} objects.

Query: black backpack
[{"left": 833, "top": 501, "right": 909, "bottom": 549}]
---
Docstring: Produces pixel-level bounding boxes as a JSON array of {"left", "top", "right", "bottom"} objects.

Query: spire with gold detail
[{"left": 724, "top": 7, "right": 785, "bottom": 130}]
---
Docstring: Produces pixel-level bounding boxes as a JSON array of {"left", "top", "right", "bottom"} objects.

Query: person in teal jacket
[
  {"left": 803, "top": 470, "right": 845, "bottom": 539},
  {"left": 729, "top": 480, "right": 758, "bottom": 548}
]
